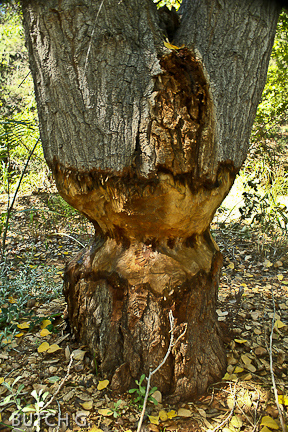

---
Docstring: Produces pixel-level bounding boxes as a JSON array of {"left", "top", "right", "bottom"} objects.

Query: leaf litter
[{"left": 0, "top": 193, "right": 287, "bottom": 431}]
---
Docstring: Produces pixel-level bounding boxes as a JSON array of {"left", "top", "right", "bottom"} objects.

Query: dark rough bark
[
  {"left": 64, "top": 243, "right": 225, "bottom": 400},
  {"left": 176, "top": 0, "right": 280, "bottom": 177},
  {"left": 21, "top": 0, "right": 281, "bottom": 399}
]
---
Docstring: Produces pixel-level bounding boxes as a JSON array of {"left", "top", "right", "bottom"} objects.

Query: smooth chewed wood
[{"left": 61, "top": 165, "right": 233, "bottom": 399}]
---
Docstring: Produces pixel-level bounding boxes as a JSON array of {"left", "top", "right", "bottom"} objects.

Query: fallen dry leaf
[
  {"left": 47, "top": 344, "right": 61, "bottom": 353},
  {"left": 260, "top": 416, "right": 279, "bottom": 430},
  {"left": 148, "top": 415, "right": 159, "bottom": 425},
  {"left": 98, "top": 408, "right": 113, "bottom": 417},
  {"left": 177, "top": 408, "right": 192, "bottom": 417},
  {"left": 38, "top": 342, "right": 50, "bottom": 353},
  {"left": 97, "top": 380, "right": 109, "bottom": 391},
  {"left": 40, "top": 319, "right": 51, "bottom": 329}
]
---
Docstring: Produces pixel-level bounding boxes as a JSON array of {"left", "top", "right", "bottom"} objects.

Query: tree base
[{"left": 64, "top": 233, "right": 226, "bottom": 400}]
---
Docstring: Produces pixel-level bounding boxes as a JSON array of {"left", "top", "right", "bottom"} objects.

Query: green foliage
[
  {"left": 107, "top": 400, "right": 124, "bottom": 418},
  {"left": 46, "top": 194, "right": 80, "bottom": 219},
  {"left": 128, "top": 374, "right": 158, "bottom": 408},
  {"left": 0, "top": 3, "right": 46, "bottom": 196},
  {"left": 252, "top": 11, "right": 288, "bottom": 160},
  {"left": 255, "top": 12, "right": 288, "bottom": 130},
  {"left": 0, "top": 376, "right": 25, "bottom": 413},
  {"left": 239, "top": 175, "right": 288, "bottom": 239},
  {"left": 0, "top": 2, "right": 33, "bottom": 117},
  {"left": 0, "top": 378, "right": 56, "bottom": 432},
  {"left": 236, "top": 10, "right": 288, "bottom": 244},
  {"left": 0, "top": 262, "right": 62, "bottom": 347}
]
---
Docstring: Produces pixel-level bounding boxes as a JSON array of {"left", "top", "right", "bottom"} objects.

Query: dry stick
[
  {"left": 43, "top": 353, "right": 74, "bottom": 410},
  {"left": 252, "top": 388, "right": 261, "bottom": 432},
  {"left": 49, "top": 232, "right": 85, "bottom": 248},
  {"left": 1, "top": 137, "right": 40, "bottom": 260},
  {"left": 136, "top": 310, "right": 176, "bottom": 432},
  {"left": 269, "top": 287, "right": 286, "bottom": 432},
  {"left": 210, "top": 383, "right": 237, "bottom": 432}
]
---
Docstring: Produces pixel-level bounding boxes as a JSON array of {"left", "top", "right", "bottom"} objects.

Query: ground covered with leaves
[{"left": 0, "top": 193, "right": 287, "bottom": 432}]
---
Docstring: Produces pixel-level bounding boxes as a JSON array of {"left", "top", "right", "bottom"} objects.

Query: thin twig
[
  {"left": 43, "top": 353, "right": 74, "bottom": 410},
  {"left": 49, "top": 232, "right": 86, "bottom": 248},
  {"left": 210, "top": 383, "right": 237, "bottom": 432},
  {"left": 136, "top": 311, "right": 175, "bottom": 432},
  {"left": 55, "top": 400, "right": 61, "bottom": 432},
  {"left": 252, "top": 388, "right": 260, "bottom": 432},
  {"left": 269, "top": 286, "right": 286, "bottom": 432},
  {"left": 1, "top": 137, "right": 40, "bottom": 260}
]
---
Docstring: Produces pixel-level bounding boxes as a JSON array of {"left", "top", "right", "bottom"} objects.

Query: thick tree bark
[{"left": 21, "top": 0, "right": 280, "bottom": 399}]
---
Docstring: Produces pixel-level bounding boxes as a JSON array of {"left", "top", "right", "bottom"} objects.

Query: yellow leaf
[
  {"left": 282, "top": 281, "right": 288, "bottom": 285},
  {"left": 228, "top": 263, "right": 235, "bottom": 270},
  {"left": 234, "top": 366, "right": 244, "bottom": 373},
  {"left": 17, "top": 322, "right": 29, "bottom": 329},
  {"left": 222, "top": 372, "right": 231, "bottom": 380},
  {"left": 8, "top": 296, "right": 17, "bottom": 304},
  {"left": 15, "top": 333, "right": 24, "bottom": 338},
  {"left": 234, "top": 339, "right": 247, "bottom": 344},
  {"left": 41, "top": 319, "right": 51, "bottom": 329},
  {"left": 167, "top": 410, "right": 177, "bottom": 419},
  {"left": 264, "top": 260, "right": 273, "bottom": 268},
  {"left": 2, "top": 336, "right": 13, "bottom": 344},
  {"left": 222, "top": 372, "right": 237, "bottom": 381},
  {"left": 274, "top": 319, "right": 286, "bottom": 329},
  {"left": 278, "top": 394, "right": 288, "bottom": 406},
  {"left": 148, "top": 415, "right": 159, "bottom": 425},
  {"left": 159, "top": 410, "right": 168, "bottom": 421},
  {"left": 260, "top": 416, "right": 279, "bottom": 430},
  {"left": 81, "top": 401, "right": 93, "bottom": 410},
  {"left": 40, "top": 328, "right": 51, "bottom": 337},
  {"left": 164, "top": 41, "right": 180, "bottom": 50},
  {"left": 47, "top": 344, "right": 61, "bottom": 353},
  {"left": 177, "top": 408, "right": 192, "bottom": 417},
  {"left": 0, "top": 309, "right": 1, "bottom": 313},
  {"left": 230, "top": 415, "right": 243, "bottom": 428},
  {"left": 0, "top": 377, "right": 4, "bottom": 384},
  {"left": 277, "top": 274, "right": 284, "bottom": 281},
  {"left": 38, "top": 342, "right": 50, "bottom": 353},
  {"left": 260, "top": 427, "right": 272, "bottom": 432},
  {"left": 98, "top": 408, "right": 113, "bottom": 417},
  {"left": 97, "top": 380, "right": 109, "bottom": 391}
]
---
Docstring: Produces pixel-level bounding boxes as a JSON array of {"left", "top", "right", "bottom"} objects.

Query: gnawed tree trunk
[{"left": 21, "top": 0, "right": 280, "bottom": 400}]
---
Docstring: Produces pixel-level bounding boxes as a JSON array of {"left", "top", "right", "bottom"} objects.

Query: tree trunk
[{"left": 21, "top": 0, "right": 280, "bottom": 400}]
